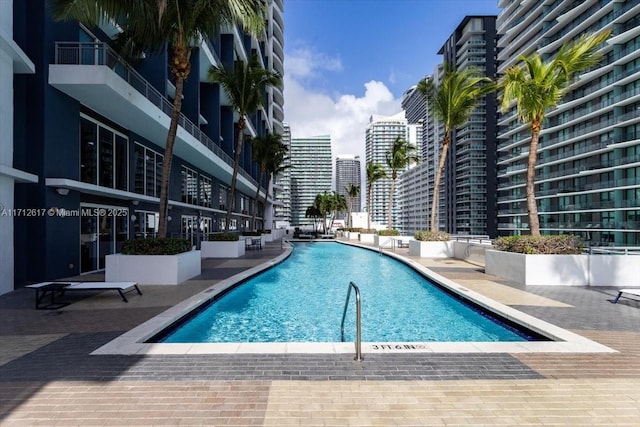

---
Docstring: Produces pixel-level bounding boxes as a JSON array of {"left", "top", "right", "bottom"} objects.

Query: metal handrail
[{"left": 340, "top": 281, "right": 362, "bottom": 361}]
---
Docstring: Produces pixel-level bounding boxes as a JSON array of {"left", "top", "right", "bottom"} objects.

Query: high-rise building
[
  {"left": 438, "top": 15, "right": 498, "bottom": 236},
  {"left": 290, "top": 135, "right": 332, "bottom": 227},
  {"left": 335, "top": 155, "right": 362, "bottom": 220},
  {"left": 496, "top": 0, "right": 640, "bottom": 246},
  {"left": 398, "top": 80, "right": 434, "bottom": 235},
  {"left": 5, "top": 1, "right": 283, "bottom": 293},
  {"left": 365, "top": 112, "right": 415, "bottom": 229},
  {"left": 0, "top": 0, "right": 36, "bottom": 296}
]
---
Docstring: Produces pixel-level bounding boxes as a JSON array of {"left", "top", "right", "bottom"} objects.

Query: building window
[
  {"left": 199, "top": 176, "right": 212, "bottom": 208},
  {"left": 133, "top": 143, "right": 163, "bottom": 197},
  {"left": 181, "top": 166, "right": 198, "bottom": 205},
  {"left": 219, "top": 185, "right": 229, "bottom": 210},
  {"left": 79, "top": 116, "right": 128, "bottom": 190}
]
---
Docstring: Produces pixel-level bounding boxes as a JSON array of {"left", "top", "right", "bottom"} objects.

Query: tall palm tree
[
  {"left": 208, "top": 53, "right": 282, "bottom": 231},
  {"left": 326, "top": 192, "right": 347, "bottom": 233},
  {"left": 313, "top": 192, "right": 333, "bottom": 234},
  {"left": 51, "top": 0, "right": 266, "bottom": 238},
  {"left": 305, "top": 205, "right": 320, "bottom": 233},
  {"left": 345, "top": 183, "right": 360, "bottom": 228},
  {"left": 385, "top": 136, "right": 419, "bottom": 230},
  {"left": 418, "top": 64, "right": 492, "bottom": 232},
  {"left": 250, "top": 133, "right": 287, "bottom": 230},
  {"left": 365, "top": 162, "right": 387, "bottom": 231},
  {"left": 499, "top": 30, "right": 610, "bottom": 236}
]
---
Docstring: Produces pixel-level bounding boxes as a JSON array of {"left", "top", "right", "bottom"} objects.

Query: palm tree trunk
[
  {"left": 387, "top": 178, "right": 395, "bottom": 230},
  {"left": 251, "top": 167, "right": 265, "bottom": 230},
  {"left": 527, "top": 125, "right": 541, "bottom": 236},
  {"left": 225, "top": 118, "right": 245, "bottom": 232},
  {"left": 262, "top": 173, "right": 272, "bottom": 230},
  {"left": 347, "top": 197, "right": 352, "bottom": 229},
  {"left": 367, "top": 185, "right": 372, "bottom": 230},
  {"left": 430, "top": 136, "right": 450, "bottom": 232},
  {"left": 157, "top": 76, "right": 184, "bottom": 238}
]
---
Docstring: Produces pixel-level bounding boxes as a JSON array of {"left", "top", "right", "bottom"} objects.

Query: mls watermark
[{"left": 0, "top": 204, "right": 128, "bottom": 218}]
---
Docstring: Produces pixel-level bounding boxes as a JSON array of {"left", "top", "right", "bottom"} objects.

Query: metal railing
[
  {"left": 53, "top": 42, "right": 259, "bottom": 188},
  {"left": 587, "top": 246, "right": 640, "bottom": 255},
  {"left": 340, "top": 281, "right": 362, "bottom": 362}
]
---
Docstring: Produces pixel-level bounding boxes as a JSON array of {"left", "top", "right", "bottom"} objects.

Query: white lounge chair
[
  {"left": 613, "top": 288, "right": 640, "bottom": 304},
  {"left": 26, "top": 281, "right": 141, "bottom": 309}
]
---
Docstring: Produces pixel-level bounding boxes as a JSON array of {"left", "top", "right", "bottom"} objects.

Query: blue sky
[{"left": 282, "top": 0, "right": 500, "bottom": 187}]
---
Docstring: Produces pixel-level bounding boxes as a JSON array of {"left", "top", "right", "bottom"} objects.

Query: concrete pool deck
[{"left": 1, "top": 239, "right": 639, "bottom": 425}]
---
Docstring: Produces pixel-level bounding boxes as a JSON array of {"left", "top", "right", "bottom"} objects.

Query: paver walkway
[{"left": 1, "top": 239, "right": 639, "bottom": 426}]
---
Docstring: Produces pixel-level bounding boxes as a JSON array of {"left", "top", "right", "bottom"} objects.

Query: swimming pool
[{"left": 158, "top": 242, "right": 538, "bottom": 343}]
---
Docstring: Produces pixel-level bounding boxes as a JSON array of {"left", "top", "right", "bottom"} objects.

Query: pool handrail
[{"left": 340, "top": 281, "right": 362, "bottom": 361}]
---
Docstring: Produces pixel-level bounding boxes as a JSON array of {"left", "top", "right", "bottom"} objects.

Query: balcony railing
[{"left": 54, "top": 42, "right": 258, "bottom": 189}]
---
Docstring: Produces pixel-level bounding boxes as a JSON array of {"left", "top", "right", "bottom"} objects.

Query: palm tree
[
  {"left": 249, "top": 133, "right": 287, "bottom": 230},
  {"left": 207, "top": 53, "right": 282, "bottom": 231},
  {"left": 365, "top": 162, "right": 387, "bottom": 231},
  {"left": 345, "top": 183, "right": 360, "bottom": 228},
  {"left": 305, "top": 205, "right": 320, "bottom": 233},
  {"left": 385, "top": 136, "right": 419, "bottom": 230},
  {"left": 499, "top": 30, "right": 610, "bottom": 236},
  {"left": 418, "top": 64, "right": 492, "bottom": 232},
  {"left": 51, "top": 0, "right": 266, "bottom": 238},
  {"left": 313, "top": 192, "right": 333, "bottom": 234},
  {"left": 326, "top": 192, "right": 347, "bottom": 233}
]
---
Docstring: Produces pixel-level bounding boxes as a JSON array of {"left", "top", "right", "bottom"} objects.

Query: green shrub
[
  {"left": 414, "top": 231, "right": 450, "bottom": 241},
  {"left": 121, "top": 238, "right": 191, "bottom": 255},
  {"left": 241, "top": 230, "right": 261, "bottom": 236},
  {"left": 360, "top": 229, "right": 377, "bottom": 234},
  {"left": 208, "top": 232, "right": 239, "bottom": 241},
  {"left": 495, "top": 235, "right": 583, "bottom": 254},
  {"left": 378, "top": 229, "right": 400, "bottom": 236}
]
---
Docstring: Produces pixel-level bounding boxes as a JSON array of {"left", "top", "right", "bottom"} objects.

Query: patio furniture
[
  {"left": 26, "top": 281, "right": 141, "bottom": 309},
  {"left": 246, "top": 238, "right": 262, "bottom": 250},
  {"left": 613, "top": 288, "right": 640, "bottom": 303}
]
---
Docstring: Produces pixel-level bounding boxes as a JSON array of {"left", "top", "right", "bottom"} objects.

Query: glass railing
[{"left": 53, "top": 42, "right": 259, "bottom": 188}]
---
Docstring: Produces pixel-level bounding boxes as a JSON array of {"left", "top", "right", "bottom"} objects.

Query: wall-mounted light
[
  {"left": 56, "top": 188, "right": 69, "bottom": 196},
  {"left": 130, "top": 214, "right": 137, "bottom": 222},
  {"left": 167, "top": 215, "right": 172, "bottom": 222},
  {"left": 131, "top": 200, "right": 139, "bottom": 206}
]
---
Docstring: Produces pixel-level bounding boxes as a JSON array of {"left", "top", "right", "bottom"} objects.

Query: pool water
[{"left": 162, "top": 242, "right": 533, "bottom": 343}]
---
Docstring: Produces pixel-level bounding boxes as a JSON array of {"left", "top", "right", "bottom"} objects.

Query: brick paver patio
[{"left": 0, "top": 240, "right": 638, "bottom": 426}]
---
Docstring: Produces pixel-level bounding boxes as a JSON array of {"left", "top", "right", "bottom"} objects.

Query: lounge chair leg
[{"left": 613, "top": 291, "right": 622, "bottom": 304}]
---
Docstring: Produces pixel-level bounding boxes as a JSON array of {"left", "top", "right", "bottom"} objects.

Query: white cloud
[{"left": 283, "top": 48, "right": 402, "bottom": 192}]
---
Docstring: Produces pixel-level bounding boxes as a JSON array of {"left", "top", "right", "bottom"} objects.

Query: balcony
[{"left": 49, "top": 42, "right": 260, "bottom": 196}]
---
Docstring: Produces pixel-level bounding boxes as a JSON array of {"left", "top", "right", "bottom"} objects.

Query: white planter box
[
  {"left": 590, "top": 255, "right": 640, "bottom": 286},
  {"left": 201, "top": 240, "right": 246, "bottom": 258},
  {"left": 485, "top": 250, "right": 588, "bottom": 286},
  {"left": 105, "top": 250, "right": 201, "bottom": 285},
  {"left": 409, "top": 241, "right": 453, "bottom": 258},
  {"left": 374, "top": 235, "right": 396, "bottom": 248},
  {"left": 263, "top": 232, "right": 274, "bottom": 243},
  {"left": 359, "top": 233, "right": 375, "bottom": 244},
  {"left": 346, "top": 232, "right": 359, "bottom": 241}
]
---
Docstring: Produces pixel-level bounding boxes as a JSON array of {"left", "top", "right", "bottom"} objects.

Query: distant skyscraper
[
  {"left": 336, "top": 155, "right": 362, "bottom": 219},
  {"left": 438, "top": 15, "right": 498, "bottom": 236},
  {"left": 273, "top": 123, "right": 292, "bottom": 225},
  {"left": 365, "top": 112, "right": 410, "bottom": 228},
  {"left": 290, "top": 135, "right": 332, "bottom": 226}
]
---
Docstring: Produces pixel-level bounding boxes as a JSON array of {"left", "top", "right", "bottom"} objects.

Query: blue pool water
[{"left": 161, "top": 242, "right": 533, "bottom": 343}]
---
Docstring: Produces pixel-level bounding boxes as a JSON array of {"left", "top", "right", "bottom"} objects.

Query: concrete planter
[
  {"left": 409, "top": 240, "right": 454, "bottom": 258},
  {"left": 374, "top": 235, "right": 397, "bottom": 248},
  {"left": 201, "top": 240, "right": 246, "bottom": 258},
  {"left": 105, "top": 250, "right": 201, "bottom": 285},
  {"left": 346, "top": 231, "right": 359, "bottom": 241},
  {"left": 358, "top": 233, "right": 375, "bottom": 244},
  {"left": 485, "top": 250, "right": 640, "bottom": 286},
  {"left": 485, "top": 250, "right": 587, "bottom": 286}
]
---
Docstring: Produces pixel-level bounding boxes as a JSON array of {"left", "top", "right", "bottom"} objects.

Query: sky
[{"left": 283, "top": 0, "right": 500, "bottom": 176}]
